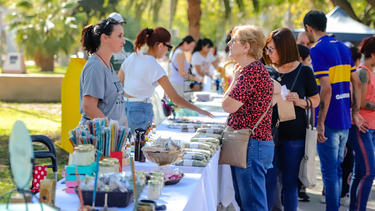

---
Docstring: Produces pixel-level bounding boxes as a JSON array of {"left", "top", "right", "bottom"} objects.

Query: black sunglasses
[
  {"left": 163, "top": 43, "right": 173, "bottom": 51},
  {"left": 104, "top": 17, "right": 118, "bottom": 28}
]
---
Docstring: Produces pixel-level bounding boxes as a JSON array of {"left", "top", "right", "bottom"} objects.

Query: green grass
[
  {"left": 25, "top": 65, "right": 68, "bottom": 75},
  {"left": 0, "top": 64, "right": 68, "bottom": 75},
  {"left": 0, "top": 102, "right": 68, "bottom": 202}
]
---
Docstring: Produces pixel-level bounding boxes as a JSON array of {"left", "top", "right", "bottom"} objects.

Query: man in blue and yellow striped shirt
[{"left": 304, "top": 10, "right": 368, "bottom": 211}]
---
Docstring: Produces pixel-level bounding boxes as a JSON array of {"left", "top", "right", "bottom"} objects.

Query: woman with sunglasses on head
[
  {"left": 263, "top": 28, "right": 320, "bottom": 211},
  {"left": 118, "top": 27, "right": 215, "bottom": 133},
  {"left": 170, "top": 35, "right": 203, "bottom": 100},
  {"left": 191, "top": 38, "right": 219, "bottom": 91},
  {"left": 79, "top": 18, "right": 127, "bottom": 126}
]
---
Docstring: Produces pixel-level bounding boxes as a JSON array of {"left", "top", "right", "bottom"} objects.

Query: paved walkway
[{"left": 218, "top": 155, "right": 375, "bottom": 211}]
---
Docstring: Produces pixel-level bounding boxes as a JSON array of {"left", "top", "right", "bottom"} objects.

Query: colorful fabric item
[{"left": 31, "top": 165, "right": 47, "bottom": 193}]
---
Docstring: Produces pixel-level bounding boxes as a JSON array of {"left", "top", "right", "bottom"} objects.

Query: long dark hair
[
  {"left": 81, "top": 19, "right": 121, "bottom": 54},
  {"left": 192, "top": 38, "right": 214, "bottom": 54},
  {"left": 171, "top": 35, "right": 195, "bottom": 58},
  {"left": 134, "top": 27, "right": 171, "bottom": 52},
  {"left": 359, "top": 37, "right": 375, "bottom": 59}
]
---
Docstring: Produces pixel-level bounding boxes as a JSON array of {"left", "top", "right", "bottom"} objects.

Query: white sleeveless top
[{"left": 170, "top": 49, "right": 191, "bottom": 85}]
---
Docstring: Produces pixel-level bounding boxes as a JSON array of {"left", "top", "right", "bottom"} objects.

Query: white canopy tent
[{"left": 293, "top": 6, "right": 375, "bottom": 43}]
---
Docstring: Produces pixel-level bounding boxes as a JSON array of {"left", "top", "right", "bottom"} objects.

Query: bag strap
[
  {"left": 250, "top": 85, "right": 275, "bottom": 135},
  {"left": 305, "top": 98, "right": 314, "bottom": 129},
  {"left": 290, "top": 64, "right": 303, "bottom": 92}
]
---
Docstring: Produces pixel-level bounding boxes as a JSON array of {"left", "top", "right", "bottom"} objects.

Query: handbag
[
  {"left": 298, "top": 98, "right": 318, "bottom": 189},
  {"left": 277, "top": 65, "right": 302, "bottom": 122},
  {"left": 219, "top": 91, "right": 274, "bottom": 169}
]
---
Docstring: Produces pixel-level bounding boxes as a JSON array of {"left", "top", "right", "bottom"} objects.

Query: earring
[{"left": 159, "top": 48, "right": 161, "bottom": 51}]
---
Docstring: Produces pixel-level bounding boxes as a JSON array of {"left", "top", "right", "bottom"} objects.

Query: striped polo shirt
[{"left": 310, "top": 35, "right": 356, "bottom": 130}]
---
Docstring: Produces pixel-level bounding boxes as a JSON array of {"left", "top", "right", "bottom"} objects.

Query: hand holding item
[{"left": 286, "top": 92, "right": 302, "bottom": 107}]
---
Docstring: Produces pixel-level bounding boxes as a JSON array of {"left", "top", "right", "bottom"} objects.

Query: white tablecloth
[
  {"left": 36, "top": 96, "right": 239, "bottom": 211},
  {"left": 34, "top": 173, "right": 206, "bottom": 211}
]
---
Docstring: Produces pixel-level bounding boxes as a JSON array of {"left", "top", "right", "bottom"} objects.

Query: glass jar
[
  {"left": 103, "top": 158, "right": 120, "bottom": 173},
  {"left": 80, "top": 144, "right": 95, "bottom": 161},
  {"left": 147, "top": 180, "right": 161, "bottom": 200},
  {"left": 99, "top": 161, "right": 115, "bottom": 174},
  {"left": 150, "top": 175, "right": 164, "bottom": 192},
  {"left": 73, "top": 146, "right": 94, "bottom": 166}
]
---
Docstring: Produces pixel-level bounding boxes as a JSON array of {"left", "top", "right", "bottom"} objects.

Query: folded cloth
[
  {"left": 192, "top": 133, "right": 222, "bottom": 140},
  {"left": 200, "top": 124, "right": 225, "bottom": 129},
  {"left": 183, "top": 142, "right": 212, "bottom": 151},
  {"left": 31, "top": 165, "right": 48, "bottom": 193},
  {"left": 181, "top": 127, "right": 197, "bottom": 132},
  {"left": 175, "top": 159, "right": 208, "bottom": 167},
  {"left": 190, "top": 137, "right": 220, "bottom": 144},
  {"left": 183, "top": 152, "right": 209, "bottom": 162},
  {"left": 196, "top": 128, "right": 224, "bottom": 135},
  {"left": 184, "top": 148, "right": 212, "bottom": 157}
]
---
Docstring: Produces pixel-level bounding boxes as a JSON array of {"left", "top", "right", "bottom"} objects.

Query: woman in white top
[
  {"left": 191, "top": 38, "right": 219, "bottom": 91},
  {"left": 170, "top": 35, "right": 203, "bottom": 99},
  {"left": 118, "top": 27, "right": 215, "bottom": 133}
]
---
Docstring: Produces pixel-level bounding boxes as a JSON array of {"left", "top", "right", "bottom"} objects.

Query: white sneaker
[
  {"left": 340, "top": 196, "right": 350, "bottom": 207},
  {"left": 320, "top": 196, "right": 326, "bottom": 204}
]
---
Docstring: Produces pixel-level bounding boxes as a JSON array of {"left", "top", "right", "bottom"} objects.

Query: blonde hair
[{"left": 232, "top": 25, "right": 265, "bottom": 60}]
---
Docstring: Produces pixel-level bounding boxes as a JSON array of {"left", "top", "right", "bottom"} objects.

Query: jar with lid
[
  {"left": 150, "top": 175, "right": 164, "bottom": 192},
  {"left": 99, "top": 161, "right": 115, "bottom": 174},
  {"left": 147, "top": 180, "right": 161, "bottom": 200},
  {"left": 73, "top": 146, "right": 95, "bottom": 166},
  {"left": 103, "top": 158, "right": 120, "bottom": 173},
  {"left": 81, "top": 144, "right": 95, "bottom": 161}
]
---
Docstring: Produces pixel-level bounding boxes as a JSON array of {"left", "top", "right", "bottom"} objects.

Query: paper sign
[{"left": 281, "top": 85, "right": 288, "bottom": 100}]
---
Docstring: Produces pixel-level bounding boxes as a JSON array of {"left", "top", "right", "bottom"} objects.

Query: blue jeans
[
  {"left": 317, "top": 123, "right": 349, "bottom": 211},
  {"left": 265, "top": 144, "right": 279, "bottom": 211},
  {"left": 231, "top": 138, "right": 274, "bottom": 211},
  {"left": 124, "top": 101, "right": 154, "bottom": 134},
  {"left": 348, "top": 126, "right": 375, "bottom": 211},
  {"left": 278, "top": 140, "right": 305, "bottom": 211}
]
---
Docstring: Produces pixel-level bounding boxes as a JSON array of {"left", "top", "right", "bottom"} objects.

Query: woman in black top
[{"left": 263, "top": 28, "right": 320, "bottom": 211}]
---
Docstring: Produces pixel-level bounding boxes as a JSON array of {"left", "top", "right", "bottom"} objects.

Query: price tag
[
  {"left": 188, "top": 128, "right": 195, "bottom": 133},
  {"left": 183, "top": 160, "right": 193, "bottom": 166}
]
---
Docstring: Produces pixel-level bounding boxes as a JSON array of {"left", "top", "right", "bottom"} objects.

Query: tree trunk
[
  {"left": 188, "top": 0, "right": 201, "bottom": 41},
  {"left": 365, "top": 0, "right": 375, "bottom": 10},
  {"left": 152, "top": 0, "right": 163, "bottom": 24},
  {"left": 330, "top": 0, "right": 360, "bottom": 22},
  {"left": 36, "top": 53, "right": 54, "bottom": 71}
]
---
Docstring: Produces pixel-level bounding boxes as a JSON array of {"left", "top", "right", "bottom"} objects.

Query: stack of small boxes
[{"left": 65, "top": 163, "right": 97, "bottom": 194}]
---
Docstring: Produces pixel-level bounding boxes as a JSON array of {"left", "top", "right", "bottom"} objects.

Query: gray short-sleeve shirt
[{"left": 79, "top": 56, "right": 126, "bottom": 126}]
